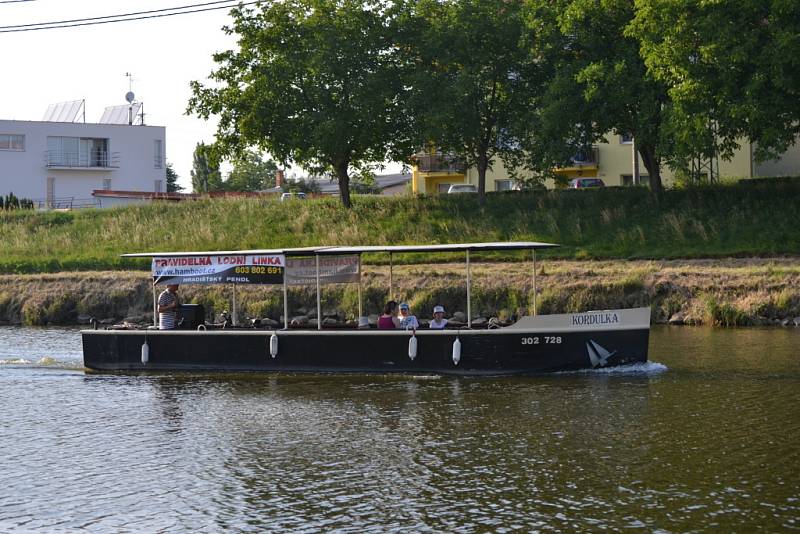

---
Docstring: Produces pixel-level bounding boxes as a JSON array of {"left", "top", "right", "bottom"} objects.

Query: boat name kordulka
[{"left": 572, "top": 312, "right": 620, "bottom": 326}]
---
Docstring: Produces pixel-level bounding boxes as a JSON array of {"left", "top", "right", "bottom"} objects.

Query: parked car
[
  {"left": 568, "top": 178, "right": 605, "bottom": 189},
  {"left": 280, "top": 192, "right": 307, "bottom": 201},
  {"left": 447, "top": 184, "right": 477, "bottom": 194}
]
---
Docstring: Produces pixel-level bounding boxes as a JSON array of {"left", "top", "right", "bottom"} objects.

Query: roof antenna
[{"left": 124, "top": 72, "right": 136, "bottom": 125}]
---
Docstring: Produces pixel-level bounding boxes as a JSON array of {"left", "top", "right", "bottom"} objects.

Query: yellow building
[
  {"left": 412, "top": 135, "right": 800, "bottom": 192},
  {"left": 410, "top": 151, "right": 467, "bottom": 194}
]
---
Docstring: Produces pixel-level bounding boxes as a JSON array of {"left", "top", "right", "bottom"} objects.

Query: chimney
[{"left": 275, "top": 169, "right": 284, "bottom": 188}]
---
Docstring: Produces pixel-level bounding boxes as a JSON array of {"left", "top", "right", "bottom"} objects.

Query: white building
[{"left": 0, "top": 119, "right": 166, "bottom": 208}]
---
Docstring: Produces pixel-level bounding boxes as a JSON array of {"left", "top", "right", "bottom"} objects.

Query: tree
[
  {"left": 523, "top": 0, "right": 671, "bottom": 195},
  {"left": 407, "top": 0, "right": 536, "bottom": 205},
  {"left": 190, "top": 142, "right": 223, "bottom": 193},
  {"left": 281, "top": 177, "right": 322, "bottom": 194},
  {"left": 165, "top": 162, "right": 184, "bottom": 193},
  {"left": 188, "top": 0, "right": 411, "bottom": 208},
  {"left": 224, "top": 150, "right": 278, "bottom": 192},
  {"left": 631, "top": 0, "right": 800, "bottom": 164}
]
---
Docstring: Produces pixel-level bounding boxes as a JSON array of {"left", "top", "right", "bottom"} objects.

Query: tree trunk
[
  {"left": 335, "top": 161, "right": 352, "bottom": 209},
  {"left": 477, "top": 153, "right": 488, "bottom": 207},
  {"left": 638, "top": 144, "right": 662, "bottom": 197}
]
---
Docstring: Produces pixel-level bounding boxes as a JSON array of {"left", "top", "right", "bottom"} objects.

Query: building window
[
  {"left": 47, "top": 136, "right": 109, "bottom": 167},
  {"left": 0, "top": 134, "right": 24, "bottom": 151},
  {"left": 154, "top": 140, "right": 164, "bottom": 168},
  {"left": 154, "top": 180, "right": 163, "bottom": 193},
  {"left": 495, "top": 179, "right": 513, "bottom": 191},
  {"left": 621, "top": 174, "right": 650, "bottom": 186},
  {"left": 103, "top": 179, "right": 112, "bottom": 191},
  {"left": 437, "top": 183, "right": 451, "bottom": 193},
  {"left": 620, "top": 133, "right": 634, "bottom": 144}
]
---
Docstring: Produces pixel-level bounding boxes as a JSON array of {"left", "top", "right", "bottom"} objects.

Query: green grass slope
[{"left": 0, "top": 180, "right": 798, "bottom": 273}]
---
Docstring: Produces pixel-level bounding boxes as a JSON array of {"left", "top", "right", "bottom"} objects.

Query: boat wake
[
  {"left": 0, "top": 358, "right": 33, "bottom": 365},
  {"left": 0, "top": 356, "right": 78, "bottom": 368},
  {"left": 559, "top": 361, "right": 668, "bottom": 375}
]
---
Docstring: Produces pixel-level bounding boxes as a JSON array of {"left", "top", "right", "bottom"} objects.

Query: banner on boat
[
  {"left": 152, "top": 254, "right": 285, "bottom": 285},
  {"left": 286, "top": 255, "right": 360, "bottom": 286}
]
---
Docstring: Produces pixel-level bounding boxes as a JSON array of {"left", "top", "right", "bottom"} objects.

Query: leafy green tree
[
  {"left": 224, "top": 150, "right": 278, "bottom": 192},
  {"left": 631, "top": 0, "right": 800, "bottom": 163},
  {"left": 350, "top": 170, "right": 381, "bottom": 194},
  {"left": 523, "top": 0, "right": 671, "bottom": 195},
  {"left": 165, "top": 162, "right": 184, "bottom": 193},
  {"left": 407, "top": 0, "right": 536, "bottom": 205},
  {"left": 0, "top": 192, "right": 32, "bottom": 211},
  {"left": 281, "top": 178, "right": 321, "bottom": 194},
  {"left": 190, "top": 142, "right": 223, "bottom": 193},
  {"left": 188, "top": 0, "right": 411, "bottom": 208}
]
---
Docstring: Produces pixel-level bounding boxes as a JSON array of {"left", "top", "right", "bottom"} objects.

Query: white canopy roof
[
  {"left": 317, "top": 242, "right": 559, "bottom": 255},
  {"left": 121, "top": 241, "right": 559, "bottom": 258}
]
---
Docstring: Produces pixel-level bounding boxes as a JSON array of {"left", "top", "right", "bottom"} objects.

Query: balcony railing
[
  {"left": 45, "top": 150, "right": 120, "bottom": 169},
  {"left": 413, "top": 153, "right": 466, "bottom": 173},
  {"left": 559, "top": 146, "right": 599, "bottom": 168},
  {"left": 35, "top": 197, "right": 101, "bottom": 210}
]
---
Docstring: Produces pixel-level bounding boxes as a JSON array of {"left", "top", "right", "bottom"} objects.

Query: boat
[{"left": 81, "top": 242, "right": 651, "bottom": 375}]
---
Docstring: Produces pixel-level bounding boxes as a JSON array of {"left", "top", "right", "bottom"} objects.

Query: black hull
[{"left": 82, "top": 324, "right": 650, "bottom": 376}]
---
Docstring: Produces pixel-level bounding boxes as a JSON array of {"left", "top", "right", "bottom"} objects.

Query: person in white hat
[{"left": 429, "top": 304, "right": 448, "bottom": 329}]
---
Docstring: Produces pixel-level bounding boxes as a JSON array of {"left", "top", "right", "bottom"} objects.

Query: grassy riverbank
[
  {"left": 0, "top": 180, "right": 798, "bottom": 273},
  {"left": 1, "top": 259, "right": 798, "bottom": 327}
]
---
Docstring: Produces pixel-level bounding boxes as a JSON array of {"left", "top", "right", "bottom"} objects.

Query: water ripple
[{"left": 0, "top": 326, "right": 798, "bottom": 531}]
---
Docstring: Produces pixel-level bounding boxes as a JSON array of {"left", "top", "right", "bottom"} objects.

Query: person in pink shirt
[{"left": 377, "top": 300, "right": 401, "bottom": 329}]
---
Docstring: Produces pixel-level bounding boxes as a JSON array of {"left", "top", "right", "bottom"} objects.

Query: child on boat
[
  {"left": 429, "top": 305, "right": 448, "bottom": 329},
  {"left": 398, "top": 302, "right": 419, "bottom": 330}
]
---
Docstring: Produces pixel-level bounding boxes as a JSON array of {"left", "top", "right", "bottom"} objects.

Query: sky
[{"left": 0, "top": 0, "right": 239, "bottom": 190}]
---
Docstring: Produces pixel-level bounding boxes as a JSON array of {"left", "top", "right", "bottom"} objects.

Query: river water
[{"left": 0, "top": 326, "right": 798, "bottom": 532}]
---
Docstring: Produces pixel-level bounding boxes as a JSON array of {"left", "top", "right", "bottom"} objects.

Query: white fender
[
  {"left": 141, "top": 340, "right": 149, "bottom": 365},
  {"left": 408, "top": 334, "right": 418, "bottom": 361},
  {"left": 269, "top": 333, "right": 279, "bottom": 358},
  {"left": 452, "top": 337, "right": 461, "bottom": 366}
]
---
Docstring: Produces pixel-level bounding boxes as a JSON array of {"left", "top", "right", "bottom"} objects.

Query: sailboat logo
[{"left": 586, "top": 340, "right": 617, "bottom": 368}]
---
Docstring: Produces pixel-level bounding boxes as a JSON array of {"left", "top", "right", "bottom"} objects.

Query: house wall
[
  {"left": 596, "top": 134, "right": 754, "bottom": 186},
  {"left": 95, "top": 196, "right": 151, "bottom": 209},
  {"left": 0, "top": 120, "right": 166, "bottom": 205},
  {"left": 413, "top": 134, "right": 799, "bottom": 193},
  {"left": 380, "top": 183, "right": 409, "bottom": 196},
  {"left": 412, "top": 169, "right": 467, "bottom": 194},
  {"left": 596, "top": 134, "right": 642, "bottom": 186},
  {"left": 754, "top": 140, "right": 800, "bottom": 177}
]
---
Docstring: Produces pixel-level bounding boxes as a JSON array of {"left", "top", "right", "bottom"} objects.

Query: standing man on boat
[{"left": 157, "top": 284, "right": 180, "bottom": 330}]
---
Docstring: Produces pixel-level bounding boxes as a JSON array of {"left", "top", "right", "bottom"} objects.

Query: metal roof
[
  {"left": 121, "top": 242, "right": 559, "bottom": 258},
  {"left": 316, "top": 242, "right": 559, "bottom": 254}
]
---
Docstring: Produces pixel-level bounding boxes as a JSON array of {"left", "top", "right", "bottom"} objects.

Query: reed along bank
[{"left": 1, "top": 258, "right": 798, "bottom": 328}]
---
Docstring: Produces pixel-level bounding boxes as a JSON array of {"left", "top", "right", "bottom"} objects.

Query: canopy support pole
[
  {"left": 357, "top": 255, "right": 363, "bottom": 319},
  {"left": 152, "top": 283, "right": 157, "bottom": 327},
  {"left": 316, "top": 255, "right": 322, "bottom": 330},
  {"left": 466, "top": 250, "right": 472, "bottom": 328},
  {"left": 232, "top": 284, "right": 237, "bottom": 326},
  {"left": 389, "top": 252, "right": 393, "bottom": 301},
  {"left": 532, "top": 249, "right": 537, "bottom": 316},
  {"left": 283, "top": 269, "right": 289, "bottom": 330}
]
